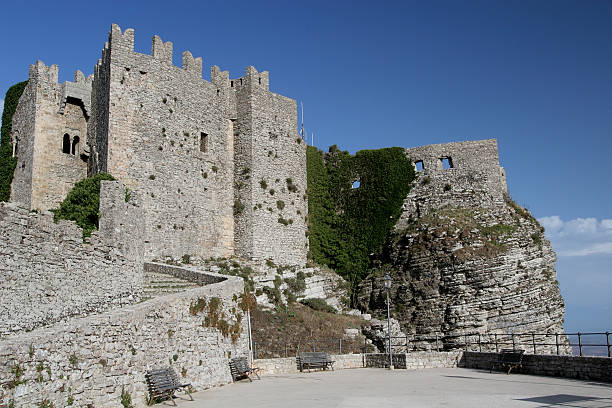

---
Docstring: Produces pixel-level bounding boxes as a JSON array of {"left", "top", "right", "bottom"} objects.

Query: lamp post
[{"left": 383, "top": 272, "right": 393, "bottom": 370}]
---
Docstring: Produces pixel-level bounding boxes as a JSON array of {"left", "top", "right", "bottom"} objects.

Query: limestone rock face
[{"left": 357, "top": 140, "right": 570, "bottom": 354}]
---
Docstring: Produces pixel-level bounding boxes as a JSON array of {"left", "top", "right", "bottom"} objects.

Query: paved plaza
[{"left": 181, "top": 368, "right": 612, "bottom": 408}]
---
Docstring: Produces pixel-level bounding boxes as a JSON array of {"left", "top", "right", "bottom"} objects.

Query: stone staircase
[{"left": 143, "top": 270, "right": 200, "bottom": 299}]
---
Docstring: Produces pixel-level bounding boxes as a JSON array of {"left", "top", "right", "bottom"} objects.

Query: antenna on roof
[{"left": 300, "top": 102, "right": 305, "bottom": 141}]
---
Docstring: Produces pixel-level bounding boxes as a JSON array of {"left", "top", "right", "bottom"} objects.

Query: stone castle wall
[
  {"left": 0, "top": 271, "right": 249, "bottom": 407},
  {"left": 397, "top": 139, "right": 508, "bottom": 228},
  {"left": 10, "top": 61, "right": 91, "bottom": 211},
  {"left": 89, "top": 25, "right": 235, "bottom": 261},
  {"left": 232, "top": 66, "right": 308, "bottom": 265},
  {"left": 0, "top": 202, "right": 141, "bottom": 337}
]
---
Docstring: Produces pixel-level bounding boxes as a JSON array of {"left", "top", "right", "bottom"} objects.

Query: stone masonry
[
  {"left": 10, "top": 24, "right": 308, "bottom": 266},
  {"left": 0, "top": 201, "right": 140, "bottom": 337},
  {"left": 0, "top": 270, "right": 249, "bottom": 407},
  {"left": 10, "top": 62, "right": 91, "bottom": 211},
  {"left": 358, "top": 139, "right": 569, "bottom": 354}
]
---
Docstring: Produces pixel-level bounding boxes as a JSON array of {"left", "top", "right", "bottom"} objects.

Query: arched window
[
  {"left": 62, "top": 134, "right": 71, "bottom": 154},
  {"left": 71, "top": 135, "right": 80, "bottom": 155}
]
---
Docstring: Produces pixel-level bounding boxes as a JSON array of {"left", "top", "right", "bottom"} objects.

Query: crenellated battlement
[
  {"left": 230, "top": 66, "right": 270, "bottom": 91},
  {"left": 152, "top": 35, "right": 173, "bottom": 64},
  {"left": 109, "top": 23, "right": 135, "bottom": 53},
  {"left": 182, "top": 51, "right": 203, "bottom": 78},
  {"left": 29, "top": 60, "right": 59, "bottom": 84}
]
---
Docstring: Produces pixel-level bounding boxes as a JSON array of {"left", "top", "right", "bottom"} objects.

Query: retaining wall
[
  {"left": 0, "top": 272, "right": 249, "bottom": 407},
  {"left": 366, "top": 352, "right": 462, "bottom": 369},
  {"left": 462, "top": 351, "right": 612, "bottom": 383},
  {"left": 0, "top": 202, "right": 140, "bottom": 337},
  {"left": 254, "top": 354, "right": 364, "bottom": 376}
]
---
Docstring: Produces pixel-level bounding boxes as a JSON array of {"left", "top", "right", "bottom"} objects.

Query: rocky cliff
[{"left": 357, "top": 140, "right": 569, "bottom": 354}]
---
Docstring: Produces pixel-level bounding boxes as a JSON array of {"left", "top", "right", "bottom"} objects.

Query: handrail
[{"left": 252, "top": 331, "right": 611, "bottom": 359}]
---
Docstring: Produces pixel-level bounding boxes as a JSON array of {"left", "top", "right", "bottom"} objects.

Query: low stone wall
[
  {"left": 254, "top": 354, "right": 363, "bottom": 376},
  {"left": 366, "top": 352, "right": 462, "bottom": 369},
  {"left": 462, "top": 352, "right": 612, "bottom": 383},
  {"left": 0, "top": 274, "right": 249, "bottom": 407},
  {"left": 144, "top": 262, "right": 226, "bottom": 285},
  {"left": 0, "top": 202, "right": 141, "bottom": 336}
]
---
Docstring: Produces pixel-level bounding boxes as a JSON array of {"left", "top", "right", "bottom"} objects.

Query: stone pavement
[{"left": 179, "top": 367, "right": 612, "bottom": 408}]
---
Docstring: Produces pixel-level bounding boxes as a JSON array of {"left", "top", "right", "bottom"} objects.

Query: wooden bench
[
  {"left": 490, "top": 349, "right": 525, "bottom": 374},
  {"left": 146, "top": 367, "right": 193, "bottom": 405},
  {"left": 297, "top": 352, "right": 335, "bottom": 372},
  {"left": 230, "top": 357, "right": 261, "bottom": 382}
]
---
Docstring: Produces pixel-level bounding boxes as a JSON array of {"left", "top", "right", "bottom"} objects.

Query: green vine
[
  {"left": 0, "top": 81, "right": 28, "bottom": 201},
  {"left": 306, "top": 145, "right": 414, "bottom": 289}
]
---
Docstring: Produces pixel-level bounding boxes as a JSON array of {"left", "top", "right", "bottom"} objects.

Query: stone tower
[{"left": 10, "top": 62, "right": 91, "bottom": 210}]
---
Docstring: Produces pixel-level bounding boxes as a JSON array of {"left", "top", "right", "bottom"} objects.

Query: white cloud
[
  {"left": 538, "top": 215, "right": 612, "bottom": 257},
  {"left": 0, "top": 98, "right": 4, "bottom": 118}
]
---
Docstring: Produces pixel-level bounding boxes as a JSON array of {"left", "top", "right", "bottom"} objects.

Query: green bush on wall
[
  {"left": 51, "top": 173, "right": 116, "bottom": 237},
  {"left": 306, "top": 145, "right": 415, "bottom": 291},
  {"left": 0, "top": 81, "right": 28, "bottom": 202}
]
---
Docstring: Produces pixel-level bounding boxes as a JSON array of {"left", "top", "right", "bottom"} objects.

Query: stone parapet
[{"left": 462, "top": 351, "right": 612, "bottom": 383}]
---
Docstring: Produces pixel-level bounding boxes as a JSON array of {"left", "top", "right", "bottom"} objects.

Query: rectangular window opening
[
  {"left": 200, "top": 132, "right": 208, "bottom": 153},
  {"left": 441, "top": 157, "right": 453, "bottom": 170},
  {"left": 415, "top": 160, "right": 424, "bottom": 172}
]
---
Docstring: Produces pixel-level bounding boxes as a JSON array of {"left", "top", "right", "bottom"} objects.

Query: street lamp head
[{"left": 383, "top": 273, "right": 392, "bottom": 289}]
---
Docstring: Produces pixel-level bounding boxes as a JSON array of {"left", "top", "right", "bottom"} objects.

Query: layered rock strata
[{"left": 357, "top": 140, "right": 569, "bottom": 354}]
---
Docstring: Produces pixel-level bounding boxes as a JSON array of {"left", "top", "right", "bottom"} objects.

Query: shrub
[
  {"left": 51, "top": 173, "right": 116, "bottom": 237},
  {"left": 300, "top": 298, "right": 336, "bottom": 313},
  {"left": 120, "top": 387, "right": 133, "bottom": 408},
  {"left": 276, "top": 200, "right": 285, "bottom": 210}
]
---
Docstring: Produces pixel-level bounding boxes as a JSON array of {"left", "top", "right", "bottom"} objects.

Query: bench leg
[{"left": 184, "top": 387, "right": 194, "bottom": 401}]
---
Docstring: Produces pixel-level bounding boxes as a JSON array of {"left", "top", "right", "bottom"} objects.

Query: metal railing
[{"left": 253, "top": 331, "right": 611, "bottom": 359}]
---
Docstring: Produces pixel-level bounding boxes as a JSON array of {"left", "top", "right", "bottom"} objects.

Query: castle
[{"left": 9, "top": 24, "right": 308, "bottom": 266}]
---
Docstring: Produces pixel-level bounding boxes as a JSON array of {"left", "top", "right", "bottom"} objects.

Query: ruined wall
[
  {"left": 0, "top": 273, "right": 249, "bottom": 407},
  {"left": 232, "top": 66, "right": 308, "bottom": 266},
  {"left": 0, "top": 202, "right": 141, "bottom": 337},
  {"left": 89, "top": 25, "right": 235, "bottom": 261},
  {"left": 358, "top": 139, "right": 568, "bottom": 354},
  {"left": 10, "top": 61, "right": 90, "bottom": 211},
  {"left": 398, "top": 139, "right": 507, "bottom": 226}
]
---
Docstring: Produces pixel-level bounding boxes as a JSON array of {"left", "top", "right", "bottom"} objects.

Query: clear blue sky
[{"left": 1, "top": 0, "right": 610, "bottom": 333}]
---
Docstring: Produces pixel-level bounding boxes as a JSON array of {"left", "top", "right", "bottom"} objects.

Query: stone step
[{"left": 142, "top": 271, "right": 199, "bottom": 298}]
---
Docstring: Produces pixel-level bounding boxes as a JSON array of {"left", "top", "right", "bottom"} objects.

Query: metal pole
[
  {"left": 253, "top": 341, "right": 257, "bottom": 359},
  {"left": 478, "top": 334, "right": 482, "bottom": 352},
  {"left": 313, "top": 340, "right": 316, "bottom": 352},
  {"left": 495, "top": 334, "right": 498, "bottom": 352},
  {"left": 607, "top": 332, "right": 610, "bottom": 358},
  {"left": 578, "top": 332, "right": 583, "bottom": 356},
  {"left": 247, "top": 308, "right": 254, "bottom": 363},
  {"left": 339, "top": 339, "right": 342, "bottom": 355},
  {"left": 386, "top": 287, "right": 393, "bottom": 369},
  {"left": 285, "top": 342, "right": 288, "bottom": 358},
  {"left": 556, "top": 334, "right": 560, "bottom": 356},
  {"left": 512, "top": 333, "right": 516, "bottom": 350},
  {"left": 436, "top": 334, "right": 439, "bottom": 352},
  {"left": 532, "top": 333, "right": 536, "bottom": 354}
]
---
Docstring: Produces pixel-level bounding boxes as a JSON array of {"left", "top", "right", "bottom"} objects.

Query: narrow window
[
  {"left": 200, "top": 132, "right": 208, "bottom": 153},
  {"left": 415, "top": 160, "right": 424, "bottom": 172},
  {"left": 62, "top": 134, "right": 71, "bottom": 154},
  {"left": 72, "top": 136, "right": 80, "bottom": 155},
  {"left": 441, "top": 157, "right": 453, "bottom": 170},
  {"left": 217, "top": 89, "right": 220, "bottom": 96},
  {"left": 231, "top": 81, "right": 234, "bottom": 87},
  {"left": 258, "top": 77, "right": 261, "bottom": 85},
  {"left": 352, "top": 181, "right": 360, "bottom": 189},
  {"left": 13, "top": 140, "right": 18, "bottom": 157}
]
